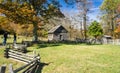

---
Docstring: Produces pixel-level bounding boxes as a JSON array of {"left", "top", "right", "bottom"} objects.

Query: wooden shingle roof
[{"left": 48, "top": 25, "right": 68, "bottom": 34}]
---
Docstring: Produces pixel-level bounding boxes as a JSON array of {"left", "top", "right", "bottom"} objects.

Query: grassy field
[
  {"left": 0, "top": 43, "right": 120, "bottom": 73},
  {"left": 1, "top": 35, "right": 32, "bottom": 44},
  {"left": 30, "top": 44, "right": 120, "bottom": 73}
]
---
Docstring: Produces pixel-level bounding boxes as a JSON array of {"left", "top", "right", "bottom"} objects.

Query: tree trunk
[
  {"left": 80, "top": 21, "right": 84, "bottom": 38},
  {"left": 33, "top": 22, "right": 38, "bottom": 42},
  {"left": 110, "top": 11, "right": 115, "bottom": 37},
  {"left": 111, "top": 18, "right": 114, "bottom": 37},
  {"left": 83, "top": 0, "right": 87, "bottom": 40},
  {"left": 83, "top": 14, "right": 87, "bottom": 40}
]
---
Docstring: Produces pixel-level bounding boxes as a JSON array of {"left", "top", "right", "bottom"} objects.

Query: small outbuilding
[
  {"left": 48, "top": 25, "right": 69, "bottom": 41},
  {"left": 102, "top": 35, "right": 112, "bottom": 44}
]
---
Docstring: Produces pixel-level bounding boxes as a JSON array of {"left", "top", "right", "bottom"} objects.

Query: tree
[
  {"left": 0, "top": 16, "right": 17, "bottom": 33},
  {"left": 88, "top": 21, "right": 103, "bottom": 44},
  {"left": 100, "top": 0, "right": 120, "bottom": 37},
  {"left": 65, "top": 0, "right": 92, "bottom": 40},
  {"left": 0, "top": 0, "right": 64, "bottom": 42},
  {"left": 113, "top": 3, "right": 120, "bottom": 38},
  {"left": 115, "top": 24, "right": 120, "bottom": 38},
  {"left": 88, "top": 21, "right": 103, "bottom": 39},
  {"left": 0, "top": 16, "right": 25, "bottom": 36}
]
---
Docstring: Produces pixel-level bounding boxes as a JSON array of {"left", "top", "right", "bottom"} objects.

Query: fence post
[
  {"left": 37, "top": 53, "right": 40, "bottom": 62},
  {"left": 0, "top": 65, "right": 6, "bottom": 73},
  {"left": 4, "top": 47, "right": 10, "bottom": 58},
  {"left": 33, "top": 51, "right": 36, "bottom": 58},
  {"left": 9, "top": 64, "right": 14, "bottom": 73}
]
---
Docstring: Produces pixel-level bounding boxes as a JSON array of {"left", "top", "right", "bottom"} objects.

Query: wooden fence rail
[
  {"left": 9, "top": 57, "right": 40, "bottom": 73},
  {"left": 102, "top": 39, "right": 120, "bottom": 45},
  {"left": 4, "top": 47, "right": 38, "bottom": 63},
  {"left": 3, "top": 47, "right": 41, "bottom": 73}
]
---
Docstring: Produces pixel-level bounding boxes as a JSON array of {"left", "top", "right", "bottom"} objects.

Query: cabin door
[{"left": 59, "top": 35, "right": 63, "bottom": 41}]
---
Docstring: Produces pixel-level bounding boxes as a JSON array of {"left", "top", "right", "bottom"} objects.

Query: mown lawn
[
  {"left": 0, "top": 35, "right": 33, "bottom": 44},
  {"left": 28, "top": 44, "right": 120, "bottom": 73},
  {"left": 0, "top": 44, "right": 120, "bottom": 73}
]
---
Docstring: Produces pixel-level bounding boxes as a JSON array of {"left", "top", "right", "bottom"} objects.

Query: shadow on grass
[
  {"left": 0, "top": 40, "right": 103, "bottom": 49},
  {"left": 27, "top": 41, "right": 84, "bottom": 49},
  {"left": 35, "top": 62, "right": 51, "bottom": 73},
  {"left": 37, "top": 44, "right": 61, "bottom": 49},
  {"left": 22, "top": 62, "right": 51, "bottom": 73},
  {"left": 26, "top": 50, "right": 33, "bottom": 53},
  {"left": 34, "top": 40, "right": 98, "bottom": 49}
]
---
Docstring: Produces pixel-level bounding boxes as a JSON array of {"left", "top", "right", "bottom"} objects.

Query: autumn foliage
[
  {"left": 0, "top": 2, "right": 37, "bottom": 24},
  {"left": 0, "top": 0, "right": 64, "bottom": 41},
  {"left": 115, "top": 5, "right": 120, "bottom": 33}
]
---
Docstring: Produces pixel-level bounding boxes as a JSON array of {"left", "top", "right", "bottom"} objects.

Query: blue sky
[
  {"left": 88, "top": 0, "right": 103, "bottom": 21},
  {"left": 59, "top": 0, "right": 103, "bottom": 21}
]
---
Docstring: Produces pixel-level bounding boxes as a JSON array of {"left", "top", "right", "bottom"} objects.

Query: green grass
[
  {"left": 28, "top": 44, "right": 120, "bottom": 73},
  {"left": 0, "top": 35, "right": 32, "bottom": 44},
  {"left": 0, "top": 43, "right": 120, "bottom": 73}
]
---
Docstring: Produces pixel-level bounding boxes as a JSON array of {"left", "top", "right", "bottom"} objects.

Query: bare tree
[
  {"left": 77, "top": 0, "right": 92, "bottom": 40},
  {"left": 65, "top": 0, "right": 92, "bottom": 40}
]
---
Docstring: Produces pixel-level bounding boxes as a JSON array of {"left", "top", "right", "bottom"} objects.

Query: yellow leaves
[
  {"left": 0, "top": 0, "right": 3, "bottom": 3},
  {"left": 20, "top": 24, "right": 33, "bottom": 35},
  {"left": 101, "top": 0, "right": 120, "bottom": 11},
  {"left": 116, "top": 19, "right": 120, "bottom": 23},
  {"left": 117, "top": 5, "right": 120, "bottom": 13},
  {"left": 20, "top": 4, "right": 34, "bottom": 15},
  {"left": 30, "top": 5, "right": 34, "bottom": 12},
  {"left": 115, "top": 18, "right": 120, "bottom": 33},
  {"left": 0, "top": 1, "right": 38, "bottom": 24},
  {"left": 0, "top": 9, "right": 3, "bottom": 14},
  {"left": 32, "top": 16, "right": 39, "bottom": 22},
  {"left": 0, "top": 9, "right": 5, "bottom": 14},
  {"left": 115, "top": 25, "right": 120, "bottom": 33},
  {"left": 0, "top": 17, "right": 11, "bottom": 32}
]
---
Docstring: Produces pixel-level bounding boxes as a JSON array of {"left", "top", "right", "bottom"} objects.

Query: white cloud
[
  {"left": 90, "top": 7, "right": 99, "bottom": 11},
  {"left": 88, "top": 8, "right": 101, "bottom": 21},
  {"left": 61, "top": 8, "right": 79, "bottom": 17}
]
